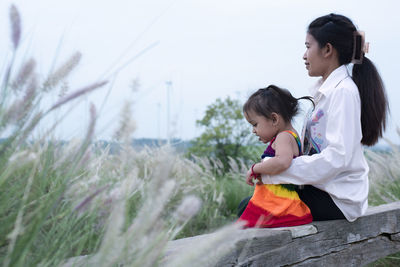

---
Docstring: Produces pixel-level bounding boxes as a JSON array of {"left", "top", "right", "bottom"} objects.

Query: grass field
[{"left": 1, "top": 6, "right": 249, "bottom": 265}]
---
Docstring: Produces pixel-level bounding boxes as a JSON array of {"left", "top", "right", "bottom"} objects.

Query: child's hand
[{"left": 246, "top": 169, "right": 263, "bottom": 186}]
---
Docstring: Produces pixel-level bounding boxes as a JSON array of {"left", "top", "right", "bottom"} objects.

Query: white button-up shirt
[{"left": 262, "top": 65, "right": 369, "bottom": 222}]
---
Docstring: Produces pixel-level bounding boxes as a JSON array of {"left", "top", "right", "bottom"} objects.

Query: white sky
[{"left": 1, "top": 0, "right": 399, "bottom": 145}]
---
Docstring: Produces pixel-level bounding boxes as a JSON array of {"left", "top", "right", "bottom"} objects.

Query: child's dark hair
[
  {"left": 243, "top": 85, "right": 313, "bottom": 123},
  {"left": 308, "top": 13, "right": 389, "bottom": 146}
]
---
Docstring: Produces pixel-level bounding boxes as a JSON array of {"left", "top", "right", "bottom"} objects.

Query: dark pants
[{"left": 237, "top": 185, "right": 345, "bottom": 221}]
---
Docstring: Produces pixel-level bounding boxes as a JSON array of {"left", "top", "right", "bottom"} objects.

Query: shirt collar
[{"left": 309, "top": 65, "right": 351, "bottom": 97}]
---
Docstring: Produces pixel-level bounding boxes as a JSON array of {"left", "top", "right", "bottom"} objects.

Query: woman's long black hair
[{"left": 308, "top": 13, "right": 389, "bottom": 146}]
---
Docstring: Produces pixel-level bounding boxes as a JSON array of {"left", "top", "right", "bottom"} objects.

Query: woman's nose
[{"left": 303, "top": 51, "right": 307, "bottom": 60}]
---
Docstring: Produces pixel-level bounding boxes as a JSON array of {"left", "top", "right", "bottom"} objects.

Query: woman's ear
[{"left": 322, "top": 43, "right": 335, "bottom": 58}]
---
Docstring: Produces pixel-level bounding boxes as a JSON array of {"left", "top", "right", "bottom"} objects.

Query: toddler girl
[{"left": 238, "top": 85, "right": 313, "bottom": 228}]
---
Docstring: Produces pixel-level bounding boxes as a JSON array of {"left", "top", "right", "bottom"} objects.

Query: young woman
[{"left": 240, "top": 13, "right": 389, "bottom": 222}]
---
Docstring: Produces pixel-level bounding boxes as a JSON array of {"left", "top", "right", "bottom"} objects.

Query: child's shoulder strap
[{"left": 283, "top": 130, "right": 302, "bottom": 156}]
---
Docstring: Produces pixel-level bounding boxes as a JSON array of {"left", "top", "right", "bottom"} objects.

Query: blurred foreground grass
[
  {"left": 0, "top": 4, "right": 248, "bottom": 266},
  {"left": 366, "top": 140, "right": 400, "bottom": 267}
]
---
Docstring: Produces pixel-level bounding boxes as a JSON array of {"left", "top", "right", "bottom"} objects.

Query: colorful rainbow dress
[{"left": 238, "top": 131, "right": 313, "bottom": 228}]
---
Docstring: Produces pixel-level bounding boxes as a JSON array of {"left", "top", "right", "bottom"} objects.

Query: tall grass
[
  {"left": 367, "top": 135, "right": 400, "bottom": 206},
  {"left": 366, "top": 134, "right": 400, "bottom": 266},
  {"left": 0, "top": 5, "right": 246, "bottom": 266},
  {"left": 0, "top": 4, "right": 109, "bottom": 266}
]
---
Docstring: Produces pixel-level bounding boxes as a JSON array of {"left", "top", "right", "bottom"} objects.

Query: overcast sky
[{"left": 1, "top": 0, "right": 399, "bottom": 145}]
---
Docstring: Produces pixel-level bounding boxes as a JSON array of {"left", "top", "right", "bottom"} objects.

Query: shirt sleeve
[{"left": 262, "top": 86, "right": 362, "bottom": 185}]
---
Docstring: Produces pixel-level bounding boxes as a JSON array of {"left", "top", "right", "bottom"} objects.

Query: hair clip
[
  {"left": 363, "top": 42, "right": 369, "bottom": 54},
  {"left": 351, "top": 31, "right": 367, "bottom": 64}
]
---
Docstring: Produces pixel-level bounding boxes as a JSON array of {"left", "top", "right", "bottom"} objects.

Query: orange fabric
[{"left": 250, "top": 184, "right": 311, "bottom": 217}]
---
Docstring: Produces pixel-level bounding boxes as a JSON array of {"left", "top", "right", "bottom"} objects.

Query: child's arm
[{"left": 246, "top": 132, "right": 297, "bottom": 185}]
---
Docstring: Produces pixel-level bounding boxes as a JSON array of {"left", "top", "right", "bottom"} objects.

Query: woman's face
[{"left": 303, "top": 33, "right": 326, "bottom": 77}]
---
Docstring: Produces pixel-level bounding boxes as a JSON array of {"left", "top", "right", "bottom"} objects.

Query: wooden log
[
  {"left": 294, "top": 235, "right": 400, "bottom": 267},
  {"left": 64, "top": 202, "right": 400, "bottom": 266},
  {"left": 164, "top": 202, "right": 400, "bottom": 267},
  {"left": 221, "top": 202, "right": 400, "bottom": 266}
]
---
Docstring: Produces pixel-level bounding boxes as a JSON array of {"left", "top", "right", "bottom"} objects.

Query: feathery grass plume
[
  {"left": 118, "top": 154, "right": 186, "bottom": 265},
  {"left": 74, "top": 185, "right": 109, "bottom": 214},
  {"left": 123, "top": 181, "right": 178, "bottom": 265},
  {"left": 86, "top": 160, "right": 178, "bottom": 266},
  {"left": 2, "top": 101, "right": 20, "bottom": 126},
  {"left": 8, "top": 150, "right": 37, "bottom": 165},
  {"left": 16, "top": 111, "right": 42, "bottom": 144},
  {"left": 47, "top": 80, "right": 107, "bottom": 113},
  {"left": 58, "top": 81, "right": 69, "bottom": 98},
  {"left": 168, "top": 195, "right": 203, "bottom": 239},
  {"left": 227, "top": 156, "right": 249, "bottom": 175},
  {"left": 4, "top": 75, "right": 37, "bottom": 125},
  {"left": 9, "top": 4, "right": 21, "bottom": 50},
  {"left": 84, "top": 103, "right": 97, "bottom": 142},
  {"left": 113, "top": 101, "right": 136, "bottom": 143},
  {"left": 191, "top": 154, "right": 225, "bottom": 180},
  {"left": 11, "top": 58, "right": 36, "bottom": 91},
  {"left": 43, "top": 51, "right": 82, "bottom": 90},
  {"left": 106, "top": 172, "right": 139, "bottom": 202},
  {"left": 1, "top": 5, "right": 21, "bottom": 100},
  {"left": 19, "top": 75, "right": 37, "bottom": 118},
  {"left": 131, "top": 78, "right": 140, "bottom": 93},
  {"left": 50, "top": 138, "right": 82, "bottom": 171},
  {"left": 77, "top": 146, "right": 93, "bottom": 170},
  {"left": 174, "top": 195, "right": 202, "bottom": 223}
]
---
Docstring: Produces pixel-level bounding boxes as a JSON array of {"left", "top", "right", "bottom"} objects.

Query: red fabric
[{"left": 238, "top": 200, "right": 313, "bottom": 228}]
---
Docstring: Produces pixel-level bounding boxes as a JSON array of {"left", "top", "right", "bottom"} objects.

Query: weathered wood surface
[{"left": 165, "top": 201, "right": 400, "bottom": 266}]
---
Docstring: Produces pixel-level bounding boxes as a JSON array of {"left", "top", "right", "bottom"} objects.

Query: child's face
[{"left": 244, "top": 110, "right": 277, "bottom": 144}]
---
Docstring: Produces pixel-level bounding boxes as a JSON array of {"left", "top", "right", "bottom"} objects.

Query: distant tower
[
  {"left": 157, "top": 102, "right": 161, "bottom": 140},
  {"left": 166, "top": 81, "right": 173, "bottom": 144}
]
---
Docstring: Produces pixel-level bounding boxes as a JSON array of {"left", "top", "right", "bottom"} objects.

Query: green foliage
[
  {"left": 0, "top": 143, "right": 104, "bottom": 266},
  {"left": 367, "top": 143, "right": 400, "bottom": 266},
  {"left": 189, "top": 96, "right": 260, "bottom": 172},
  {"left": 175, "top": 158, "right": 254, "bottom": 239},
  {"left": 367, "top": 146, "right": 400, "bottom": 206}
]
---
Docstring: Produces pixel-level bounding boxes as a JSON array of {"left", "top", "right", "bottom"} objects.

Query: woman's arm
[
  {"left": 245, "top": 131, "right": 297, "bottom": 186},
  {"left": 262, "top": 86, "right": 362, "bottom": 185},
  {"left": 253, "top": 132, "right": 297, "bottom": 175}
]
